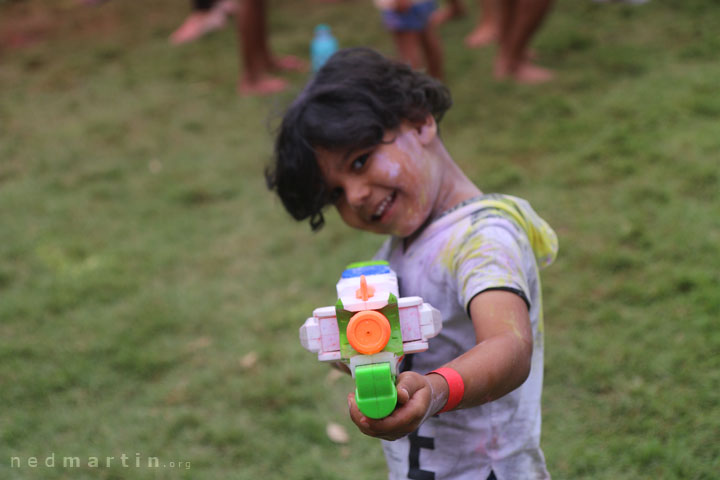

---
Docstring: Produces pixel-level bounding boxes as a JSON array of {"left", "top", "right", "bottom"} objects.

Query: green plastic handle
[{"left": 354, "top": 362, "right": 397, "bottom": 419}]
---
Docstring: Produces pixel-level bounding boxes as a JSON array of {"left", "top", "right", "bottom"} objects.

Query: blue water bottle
[{"left": 311, "top": 24, "right": 338, "bottom": 73}]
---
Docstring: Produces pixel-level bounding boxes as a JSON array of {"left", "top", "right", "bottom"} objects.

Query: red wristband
[{"left": 428, "top": 367, "right": 465, "bottom": 414}]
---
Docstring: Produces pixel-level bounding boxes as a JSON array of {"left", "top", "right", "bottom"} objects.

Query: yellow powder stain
[
  {"left": 438, "top": 228, "right": 462, "bottom": 273},
  {"left": 503, "top": 307, "right": 527, "bottom": 343},
  {"left": 436, "top": 224, "right": 498, "bottom": 297}
]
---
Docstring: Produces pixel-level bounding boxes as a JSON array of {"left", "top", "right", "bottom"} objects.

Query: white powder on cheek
[{"left": 374, "top": 152, "right": 402, "bottom": 180}]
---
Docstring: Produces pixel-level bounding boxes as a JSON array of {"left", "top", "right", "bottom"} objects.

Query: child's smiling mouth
[{"left": 371, "top": 191, "right": 397, "bottom": 222}]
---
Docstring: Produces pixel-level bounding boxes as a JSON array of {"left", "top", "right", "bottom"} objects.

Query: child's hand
[{"left": 347, "top": 371, "right": 446, "bottom": 441}]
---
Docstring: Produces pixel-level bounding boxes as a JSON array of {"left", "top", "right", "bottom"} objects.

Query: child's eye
[{"left": 351, "top": 153, "right": 370, "bottom": 171}]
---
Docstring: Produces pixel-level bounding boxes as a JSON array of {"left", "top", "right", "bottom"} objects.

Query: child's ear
[{"left": 415, "top": 114, "right": 438, "bottom": 145}]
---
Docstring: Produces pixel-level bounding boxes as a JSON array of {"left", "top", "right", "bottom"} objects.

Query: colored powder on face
[
  {"left": 392, "top": 130, "right": 436, "bottom": 214},
  {"left": 380, "top": 158, "right": 402, "bottom": 180}
]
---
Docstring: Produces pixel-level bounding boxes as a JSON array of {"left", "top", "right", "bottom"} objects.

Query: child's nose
[{"left": 345, "top": 179, "right": 371, "bottom": 209}]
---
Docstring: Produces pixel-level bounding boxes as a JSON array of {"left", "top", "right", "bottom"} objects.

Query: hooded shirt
[{"left": 375, "top": 194, "right": 558, "bottom": 480}]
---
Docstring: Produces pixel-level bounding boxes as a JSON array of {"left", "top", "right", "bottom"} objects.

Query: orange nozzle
[
  {"left": 355, "top": 275, "right": 375, "bottom": 301},
  {"left": 346, "top": 310, "right": 391, "bottom": 355}
]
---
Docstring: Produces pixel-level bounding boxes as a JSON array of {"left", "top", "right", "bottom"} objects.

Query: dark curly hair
[{"left": 266, "top": 47, "right": 452, "bottom": 231}]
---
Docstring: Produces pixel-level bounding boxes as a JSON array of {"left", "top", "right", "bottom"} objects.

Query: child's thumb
[{"left": 395, "top": 372, "right": 424, "bottom": 404}]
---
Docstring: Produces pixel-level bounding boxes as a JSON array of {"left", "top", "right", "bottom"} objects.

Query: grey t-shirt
[{"left": 375, "top": 194, "right": 557, "bottom": 480}]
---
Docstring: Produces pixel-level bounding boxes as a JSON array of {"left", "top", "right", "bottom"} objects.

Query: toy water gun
[{"left": 299, "top": 261, "right": 442, "bottom": 419}]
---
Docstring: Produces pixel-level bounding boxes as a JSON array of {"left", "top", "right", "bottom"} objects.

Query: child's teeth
[{"left": 375, "top": 195, "right": 391, "bottom": 217}]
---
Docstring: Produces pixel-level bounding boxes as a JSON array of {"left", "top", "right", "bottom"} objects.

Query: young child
[
  {"left": 374, "top": 0, "right": 444, "bottom": 79},
  {"left": 266, "top": 48, "right": 557, "bottom": 480}
]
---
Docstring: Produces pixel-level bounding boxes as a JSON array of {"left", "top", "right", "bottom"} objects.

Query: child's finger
[
  {"left": 347, "top": 393, "right": 371, "bottom": 430},
  {"left": 396, "top": 385, "right": 410, "bottom": 405},
  {"left": 365, "top": 403, "right": 425, "bottom": 440},
  {"left": 395, "top": 372, "right": 429, "bottom": 403}
]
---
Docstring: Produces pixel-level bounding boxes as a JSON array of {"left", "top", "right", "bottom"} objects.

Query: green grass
[{"left": 1, "top": 0, "right": 718, "bottom": 478}]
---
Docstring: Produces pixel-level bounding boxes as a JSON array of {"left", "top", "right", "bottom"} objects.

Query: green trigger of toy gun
[{"left": 299, "top": 261, "right": 442, "bottom": 419}]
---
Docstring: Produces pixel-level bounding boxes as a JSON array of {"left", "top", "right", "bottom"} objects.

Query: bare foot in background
[
  {"left": 431, "top": 0, "right": 466, "bottom": 26},
  {"left": 494, "top": 0, "right": 554, "bottom": 84},
  {"left": 494, "top": 58, "right": 554, "bottom": 84},
  {"left": 266, "top": 54, "right": 307, "bottom": 73},
  {"left": 170, "top": 0, "right": 237, "bottom": 45},
  {"left": 464, "top": 0, "right": 499, "bottom": 47},
  {"left": 238, "top": 74, "right": 288, "bottom": 96},
  {"left": 464, "top": 23, "right": 497, "bottom": 47},
  {"left": 235, "top": 0, "right": 303, "bottom": 96},
  {"left": 512, "top": 63, "right": 554, "bottom": 84}
]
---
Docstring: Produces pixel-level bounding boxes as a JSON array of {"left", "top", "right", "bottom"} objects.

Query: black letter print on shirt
[
  {"left": 408, "top": 430, "right": 435, "bottom": 480},
  {"left": 402, "top": 355, "right": 435, "bottom": 479}
]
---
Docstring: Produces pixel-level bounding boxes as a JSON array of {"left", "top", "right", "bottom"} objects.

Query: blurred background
[{"left": 1, "top": 0, "right": 718, "bottom": 478}]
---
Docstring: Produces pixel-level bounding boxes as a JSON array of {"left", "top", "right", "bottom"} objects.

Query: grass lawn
[{"left": 1, "top": 0, "right": 718, "bottom": 478}]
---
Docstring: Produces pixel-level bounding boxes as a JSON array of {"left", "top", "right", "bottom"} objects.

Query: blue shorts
[{"left": 381, "top": 1, "right": 437, "bottom": 32}]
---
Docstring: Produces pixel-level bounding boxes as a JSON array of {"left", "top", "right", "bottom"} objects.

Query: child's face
[{"left": 316, "top": 121, "right": 443, "bottom": 238}]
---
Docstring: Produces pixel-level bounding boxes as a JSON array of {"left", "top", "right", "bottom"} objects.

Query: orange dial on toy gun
[
  {"left": 347, "top": 309, "right": 391, "bottom": 355},
  {"left": 299, "top": 261, "right": 442, "bottom": 419}
]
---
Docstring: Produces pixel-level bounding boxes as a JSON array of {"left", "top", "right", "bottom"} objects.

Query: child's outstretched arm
[{"left": 347, "top": 289, "right": 532, "bottom": 441}]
